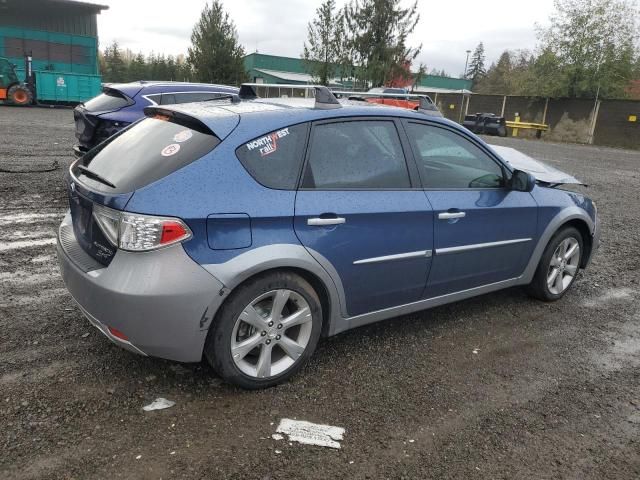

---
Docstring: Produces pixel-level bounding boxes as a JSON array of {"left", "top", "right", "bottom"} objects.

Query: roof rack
[
  {"left": 239, "top": 83, "right": 341, "bottom": 110},
  {"left": 332, "top": 90, "right": 437, "bottom": 111}
]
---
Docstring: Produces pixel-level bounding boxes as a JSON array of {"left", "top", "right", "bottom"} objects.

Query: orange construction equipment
[{"left": 0, "top": 56, "right": 34, "bottom": 106}]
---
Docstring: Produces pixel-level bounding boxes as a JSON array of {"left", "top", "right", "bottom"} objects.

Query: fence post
[
  {"left": 500, "top": 95, "right": 507, "bottom": 117},
  {"left": 542, "top": 97, "right": 549, "bottom": 125},
  {"left": 464, "top": 95, "right": 470, "bottom": 117},
  {"left": 587, "top": 100, "right": 601, "bottom": 145}
]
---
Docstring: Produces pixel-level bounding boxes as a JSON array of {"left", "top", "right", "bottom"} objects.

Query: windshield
[{"left": 74, "top": 116, "right": 220, "bottom": 193}]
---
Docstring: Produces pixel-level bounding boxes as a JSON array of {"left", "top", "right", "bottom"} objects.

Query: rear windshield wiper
[{"left": 76, "top": 165, "right": 117, "bottom": 189}]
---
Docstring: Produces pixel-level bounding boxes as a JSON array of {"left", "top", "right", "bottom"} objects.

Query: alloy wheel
[
  {"left": 547, "top": 237, "right": 580, "bottom": 295},
  {"left": 230, "top": 289, "right": 313, "bottom": 379}
]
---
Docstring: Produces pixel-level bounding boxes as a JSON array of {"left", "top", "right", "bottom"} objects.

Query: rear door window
[
  {"left": 302, "top": 120, "right": 411, "bottom": 189},
  {"left": 235, "top": 123, "right": 309, "bottom": 189},
  {"left": 83, "top": 89, "right": 131, "bottom": 112},
  {"left": 75, "top": 116, "right": 220, "bottom": 193}
]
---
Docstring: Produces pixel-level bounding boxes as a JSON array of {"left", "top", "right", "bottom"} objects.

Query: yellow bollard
[{"left": 512, "top": 113, "right": 520, "bottom": 137}]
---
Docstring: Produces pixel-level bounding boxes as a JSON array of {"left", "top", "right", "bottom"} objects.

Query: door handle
[
  {"left": 307, "top": 217, "right": 346, "bottom": 226},
  {"left": 438, "top": 211, "right": 466, "bottom": 220}
]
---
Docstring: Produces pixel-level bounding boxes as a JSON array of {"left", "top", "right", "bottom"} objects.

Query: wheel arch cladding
[
  {"left": 201, "top": 244, "right": 346, "bottom": 336},
  {"left": 522, "top": 206, "right": 594, "bottom": 284},
  {"left": 559, "top": 218, "right": 593, "bottom": 268},
  {"left": 212, "top": 266, "right": 332, "bottom": 337}
]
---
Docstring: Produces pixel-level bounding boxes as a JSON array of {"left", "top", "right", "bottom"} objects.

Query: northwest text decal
[{"left": 246, "top": 128, "right": 290, "bottom": 157}]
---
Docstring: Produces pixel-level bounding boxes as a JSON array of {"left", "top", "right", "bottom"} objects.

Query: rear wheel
[
  {"left": 204, "top": 271, "right": 322, "bottom": 389},
  {"left": 527, "top": 226, "right": 583, "bottom": 301},
  {"left": 7, "top": 84, "right": 33, "bottom": 106}
]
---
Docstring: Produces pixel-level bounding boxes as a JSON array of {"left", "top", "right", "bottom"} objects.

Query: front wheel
[
  {"left": 7, "top": 84, "right": 33, "bottom": 106},
  {"left": 204, "top": 272, "right": 322, "bottom": 389},
  {"left": 527, "top": 226, "right": 583, "bottom": 301}
]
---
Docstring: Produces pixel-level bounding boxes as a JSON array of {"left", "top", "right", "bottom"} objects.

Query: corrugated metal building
[
  {"left": 0, "top": 0, "right": 108, "bottom": 102},
  {"left": 244, "top": 52, "right": 473, "bottom": 92}
]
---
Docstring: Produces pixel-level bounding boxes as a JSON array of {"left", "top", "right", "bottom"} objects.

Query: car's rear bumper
[{"left": 56, "top": 212, "right": 226, "bottom": 362}]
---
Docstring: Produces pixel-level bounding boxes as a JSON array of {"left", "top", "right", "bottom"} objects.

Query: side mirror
[{"left": 510, "top": 169, "right": 536, "bottom": 192}]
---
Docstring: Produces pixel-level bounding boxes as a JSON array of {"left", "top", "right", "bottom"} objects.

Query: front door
[
  {"left": 294, "top": 119, "right": 434, "bottom": 317},
  {"left": 403, "top": 121, "right": 538, "bottom": 297}
]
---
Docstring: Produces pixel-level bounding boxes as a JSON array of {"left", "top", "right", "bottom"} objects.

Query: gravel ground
[{"left": 1, "top": 107, "right": 639, "bottom": 480}]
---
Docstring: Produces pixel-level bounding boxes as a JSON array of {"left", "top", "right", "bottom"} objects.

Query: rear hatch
[
  {"left": 67, "top": 109, "right": 222, "bottom": 267},
  {"left": 74, "top": 85, "right": 139, "bottom": 150}
]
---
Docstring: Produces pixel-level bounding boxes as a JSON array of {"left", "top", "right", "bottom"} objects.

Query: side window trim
[
  {"left": 402, "top": 119, "right": 512, "bottom": 190},
  {"left": 298, "top": 116, "right": 418, "bottom": 191}
]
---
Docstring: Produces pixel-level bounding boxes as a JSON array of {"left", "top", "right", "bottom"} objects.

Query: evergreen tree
[
  {"left": 127, "top": 52, "right": 147, "bottom": 81},
  {"left": 344, "top": 0, "right": 421, "bottom": 87},
  {"left": 466, "top": 42, "right": 486, "bottom": 87},
  {"left": 102, "top": 41, "right": 127, "bottom": 83},
  {"left": 302, "top": 0, "right": 346, "bottom": 85},
  {"left": 476, "top": 51, "right": 512, "bottom": 94},
  {"left": 187, "top": 1, "right": 248, "bottom": 85}
]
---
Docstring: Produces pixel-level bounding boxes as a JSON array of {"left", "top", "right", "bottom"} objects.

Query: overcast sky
[{"left": 95, "top": 0, "right": 556, "bottom": 76}]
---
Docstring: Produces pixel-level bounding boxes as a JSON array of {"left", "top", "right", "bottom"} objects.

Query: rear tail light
[{"left": 93, "top": 204, "right": 192, "bottom": 252}]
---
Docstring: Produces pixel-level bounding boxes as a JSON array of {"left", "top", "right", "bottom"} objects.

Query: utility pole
[{"left": 463, "top": 50, "right": 471, "bottom": 78}]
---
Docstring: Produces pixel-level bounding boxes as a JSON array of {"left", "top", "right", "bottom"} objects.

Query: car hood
[{"left": 491, "top": 145, "right": 584, "bottom": 185}]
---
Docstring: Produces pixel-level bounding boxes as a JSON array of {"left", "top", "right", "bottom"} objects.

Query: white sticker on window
[
  {"left": 246, "top": 128, "right": 290, "bottom": 157},
  {"left": 161, "top": 143, "right": 181, "bottom": 157},
  {"left": 173, "top": 129, "right": 193, "bottom": 143}
]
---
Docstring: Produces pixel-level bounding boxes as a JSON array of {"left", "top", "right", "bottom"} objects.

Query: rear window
[
  {"left": 235, "top": 123, "right": 309, "bottom": 189},
  {"left": 75, "top": 116, "right": 220, "bottom": 193},
  {"left": 83, "top": 89, "right": 132, "bottom": 112}
]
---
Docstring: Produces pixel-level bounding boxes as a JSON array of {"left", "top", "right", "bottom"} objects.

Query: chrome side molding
[
  {"left": 354, "top": 250, "right": 432, "bottom": 265},
  {"left": 436, "top": 238, "right": 532, "bottom": 255}
]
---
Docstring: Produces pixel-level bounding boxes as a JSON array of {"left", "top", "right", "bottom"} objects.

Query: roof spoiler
[{"left": 239, "top": 83, "right": 341, "bottom": 110}]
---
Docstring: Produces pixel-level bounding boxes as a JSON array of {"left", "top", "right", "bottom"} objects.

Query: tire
[
  {"left": 497, "top": 125, "right": 507, "bottom": 137},
  {"left": 526, "top": 226, "right": 583, "bottom": 301},
  {"left": 7, "top": 85, "right": 33, "bottom": 106},
  {"left": 204, "top": 271, "right": 322, "bottom": 389}
]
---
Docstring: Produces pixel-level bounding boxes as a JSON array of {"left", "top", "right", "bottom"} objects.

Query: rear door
[
  {"left": 294, "top": 118, "right": 434, "bottom": 317},
  {"left": 403, "top": 121, "right": 538, "bottom": 297}
]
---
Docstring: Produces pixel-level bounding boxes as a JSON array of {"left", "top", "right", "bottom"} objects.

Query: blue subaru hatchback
[{"left": 57, "top": 85, "right": 599, "bottom": 389}]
